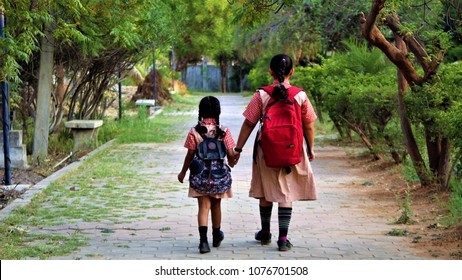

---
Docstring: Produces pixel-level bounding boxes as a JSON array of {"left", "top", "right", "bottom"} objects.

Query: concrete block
[
  {"left": 0, "top": 130, "right": 28, "bottom": 169},
  {"left": 0, "top": 130, "right": 23, "bottom": 146}
]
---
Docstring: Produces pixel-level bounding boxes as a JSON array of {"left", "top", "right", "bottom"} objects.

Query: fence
[{"left": 183, "top": 62, "right": 249, "bottom": 92}]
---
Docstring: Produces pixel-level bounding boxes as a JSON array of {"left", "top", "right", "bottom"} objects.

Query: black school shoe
[
  {"left": 199, "top": 240, "right": 211, "bottom": 254},
  {"left": 255, "top": 230, "right": 272, "bottom": 245},
  {"left": 212, "top": 231, "right": 224, "bottom": 247},
  {"left": 277, "top": 239, "right": 293, "bottom": 251}
]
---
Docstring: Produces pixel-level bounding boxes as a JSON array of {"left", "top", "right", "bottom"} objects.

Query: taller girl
[{"left": 233, "top": 54, "right": 317, "bottom": 251}]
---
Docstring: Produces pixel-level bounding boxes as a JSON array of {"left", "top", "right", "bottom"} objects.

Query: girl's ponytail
[
  {"left": 195, "top": 96, "right": 226, "bottom": 138},
  {"left": 270, "top": 54, "right": 293, "bottom": 101}
]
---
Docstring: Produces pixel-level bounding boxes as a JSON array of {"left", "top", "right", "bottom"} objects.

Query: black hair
[
  {"left": 270, "top": 54, "right": 293, "bottom": 101},
  {"left": 195, "top": 96, "right": 226, "bottom": 138}
]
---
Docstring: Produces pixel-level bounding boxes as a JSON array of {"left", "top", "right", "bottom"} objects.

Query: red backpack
[{"left": 259, "top": 86, "right": 305, "bottom": 169}]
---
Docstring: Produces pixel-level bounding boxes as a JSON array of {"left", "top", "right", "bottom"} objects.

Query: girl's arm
[
  {"left": 236, "top": 119, "right": 257, "bottom": 149},
  {"left": 302, "top": 120, "right": 315, "bottom": 161},
  {"left": 178, "top": 149, "right": 195, "bottom": 183},
  {"left": 233, "top": 119, "right": 257, "bottom": 165}
]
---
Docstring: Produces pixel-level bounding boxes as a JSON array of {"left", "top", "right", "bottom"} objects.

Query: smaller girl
[{"left": 178, "top": 96, "right": 236, "bottom": 254}]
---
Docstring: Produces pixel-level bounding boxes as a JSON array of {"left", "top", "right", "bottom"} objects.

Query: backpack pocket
[
  {"left": 189, "top": 158, "right": 205, "bottom": 176},
  {"left": 210, "top": 165, "right": 231, "bottom": 179},
  {"left": 260, "top": 124, "right": 303, "bottom": 168}
]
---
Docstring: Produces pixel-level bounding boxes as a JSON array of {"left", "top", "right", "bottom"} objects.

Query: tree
[
  {"left": 230, "top": 1, "right": 370, "bottom": 64},
  {"left": 360, "top": 0, "right": 455, "bottom": 190},
  {"left": 209, "top": 2, "right": 235, "bottom": 93},
  {"left": 163, "top": 0, "right": 235, "bottom": 86},
  {"left": 294, "top": 40, "right": 406, "bottom": 163},
  {"left": 32, "top": 24, "right": 54, "bottom": 164},
  {"left": 2, "top": 0, "right": 174, "bottom": 164}
]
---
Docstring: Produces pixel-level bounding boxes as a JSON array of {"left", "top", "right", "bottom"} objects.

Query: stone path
[{"left": 2, "top": 94, "right": 425, "bottom": 260}]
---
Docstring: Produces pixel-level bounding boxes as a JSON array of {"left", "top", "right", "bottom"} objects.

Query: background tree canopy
[{"left": 0, "top": 0, "right": 461, "bottom": 197}]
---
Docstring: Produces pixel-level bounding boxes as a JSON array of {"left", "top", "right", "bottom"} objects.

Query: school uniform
[{"left": 243, "top": 87, "right": 318, "bottom": 203}]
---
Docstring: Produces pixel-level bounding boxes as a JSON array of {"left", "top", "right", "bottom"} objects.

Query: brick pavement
[{"left": 2, "top": 93, "right": 425, "bottom": 260}]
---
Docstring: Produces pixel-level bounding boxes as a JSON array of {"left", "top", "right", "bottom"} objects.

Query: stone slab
[
  {"left": 65, "top": 120, "right": 103, "bottom": 129},
  {"left": 135, "top": 99, "right": 156, "bottom": 107}
]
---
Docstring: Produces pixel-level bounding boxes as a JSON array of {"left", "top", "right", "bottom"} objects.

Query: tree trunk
[
  {"left": 220, "top": 59, "right": 227, "bottom": 93},
  {"left": 395, "top": 37, "right": 432, "bottom": 186},
  {"left": 384, "top": 134, "right": 402, "bottom": 164},
  {"left": 49, "top": 62, "right": 65, "bottom": 133},
  {"left": 312, "top": 95, "right": 324, "bottom": 123},
  {"left": 425, "top": 130, "right": 451, "bottom": 190},
  {"left": 32, "top": 26, "right": 54, "bottom": 165},
  {"left": 340, "top": 116, "right": 383, "bottom": 160},
  {"left": 181, "top": 68, "right": 187, "bottom": 85}
]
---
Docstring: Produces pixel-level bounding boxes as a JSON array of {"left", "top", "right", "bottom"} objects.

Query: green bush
[
  {"left": 247, "top": 55, "right": 273, "bottom": 89},
  {"left": 292, "top": 40, "right": 406, "bottom": 161},
  {"left": 445, "top": 179, "right": 462, "bottom": 226}
]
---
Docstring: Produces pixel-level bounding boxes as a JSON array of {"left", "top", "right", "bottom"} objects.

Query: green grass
[
  {"left": 400, "top": 157, "right": 421, "bottom": 183},
  {"left": 445, "top": 179, "right": 462, "bottom": 226},
  {"left": 97, "top": 91, "right": 214, "bottom": 145}
]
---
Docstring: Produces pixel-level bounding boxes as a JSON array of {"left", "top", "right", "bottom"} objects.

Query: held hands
[
  {"left": 227, "top": 147, "right": 242, "bottom": 167},
  {"left": 232, "top": 150, "right": 241, "bottom": 167},
  {"left": 227, "top": 150, "right": 240, "bottom": 167}
]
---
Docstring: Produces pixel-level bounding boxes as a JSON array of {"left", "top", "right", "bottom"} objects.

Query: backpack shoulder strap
[
  {"left": 259, "top": 85, "right": 274, "bottom": 95},
  {"left": 191, "top": 128, "right": 204, "bottom": 146},
  {"left": 216, "top": 125, "right": 227, "bottom": 141},
  {"left": 287, "top": 86, "right": 303, "bottom": 96},
  {"left": 260, "top": 85, "right": 303, "bottom": 96}
]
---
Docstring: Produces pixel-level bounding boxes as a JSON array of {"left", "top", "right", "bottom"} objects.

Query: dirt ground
[{"left": 346, "top": 153, "right": 462, "bottom": 260}]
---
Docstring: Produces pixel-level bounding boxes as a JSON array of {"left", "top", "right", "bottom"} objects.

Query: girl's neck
[
  {"left": 272, "top": 79, "right": 291, "bottom": 87},
  {"left": 201, "top": 118, "right": 216, "bottom": 125}
]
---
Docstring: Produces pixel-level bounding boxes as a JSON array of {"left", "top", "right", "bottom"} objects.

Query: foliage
[
  {"left": 292, "top": 62, "right": 325, "bottom": 121},
  {"left": 247, "top": 53, "right": 273, "bottom": 89},
  {"left": 395, "top": 188, "right": 415, "bottom": 224},
  {"left": 231, "top": 0, "right": 369, "bottom": 66},
  {"left": 423, "top": 63, "right": 462, "bottom": 148},
  {"left": 446, "top": 179, "right": 462, "bottom": 225},
  {"left": 293, "top": 39, "right": 406, "bottom": 161},
  {"left": 162, "top": 0, "right": 236, "bottom": 75}
]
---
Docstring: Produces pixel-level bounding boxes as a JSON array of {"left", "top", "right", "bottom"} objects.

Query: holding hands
[{"left": 231, "top": 148, "right": 241, "bottom": 167}]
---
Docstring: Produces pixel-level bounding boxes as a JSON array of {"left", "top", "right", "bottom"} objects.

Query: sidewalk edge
[{"left": 0, "top": 139, "right": 115, "bottom": 222}]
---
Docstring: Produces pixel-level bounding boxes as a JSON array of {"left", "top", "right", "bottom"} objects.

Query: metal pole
[
  {"left": 1, "top": 8, "right": 12, "bottom": 185},
  {"left": 118, "top": 64, "right": 122, "bottom": 121},
  {"left": 153, "top": 50, "right": 156, "bottom": 105}
]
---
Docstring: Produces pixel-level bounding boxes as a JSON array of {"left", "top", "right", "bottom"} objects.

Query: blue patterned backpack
[{"left": 189, "top": 129, "right": 232, "bottom": 194}]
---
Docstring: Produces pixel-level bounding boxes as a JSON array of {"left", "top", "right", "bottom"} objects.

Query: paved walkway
[{"left": 3, "top": 94, "right": 425, "bottom": 260}]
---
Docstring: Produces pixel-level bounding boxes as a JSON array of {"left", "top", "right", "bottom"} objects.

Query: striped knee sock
[
  {"left": 259, "top": 204, "right": 273, "bottom": 233},
  {"left": 278, "top": 207, "right": 292, "bottom": 240}
]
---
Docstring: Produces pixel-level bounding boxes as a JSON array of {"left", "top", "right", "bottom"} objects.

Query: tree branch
[
  {"left": 385, "top": 15, "right": 431, "bottom": 70},
  {"left": 359, "top": 0, "right": 424, "bottom": 86},
  {"left": 362, "top": 0, "right": 386, "bottom": 37}
]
